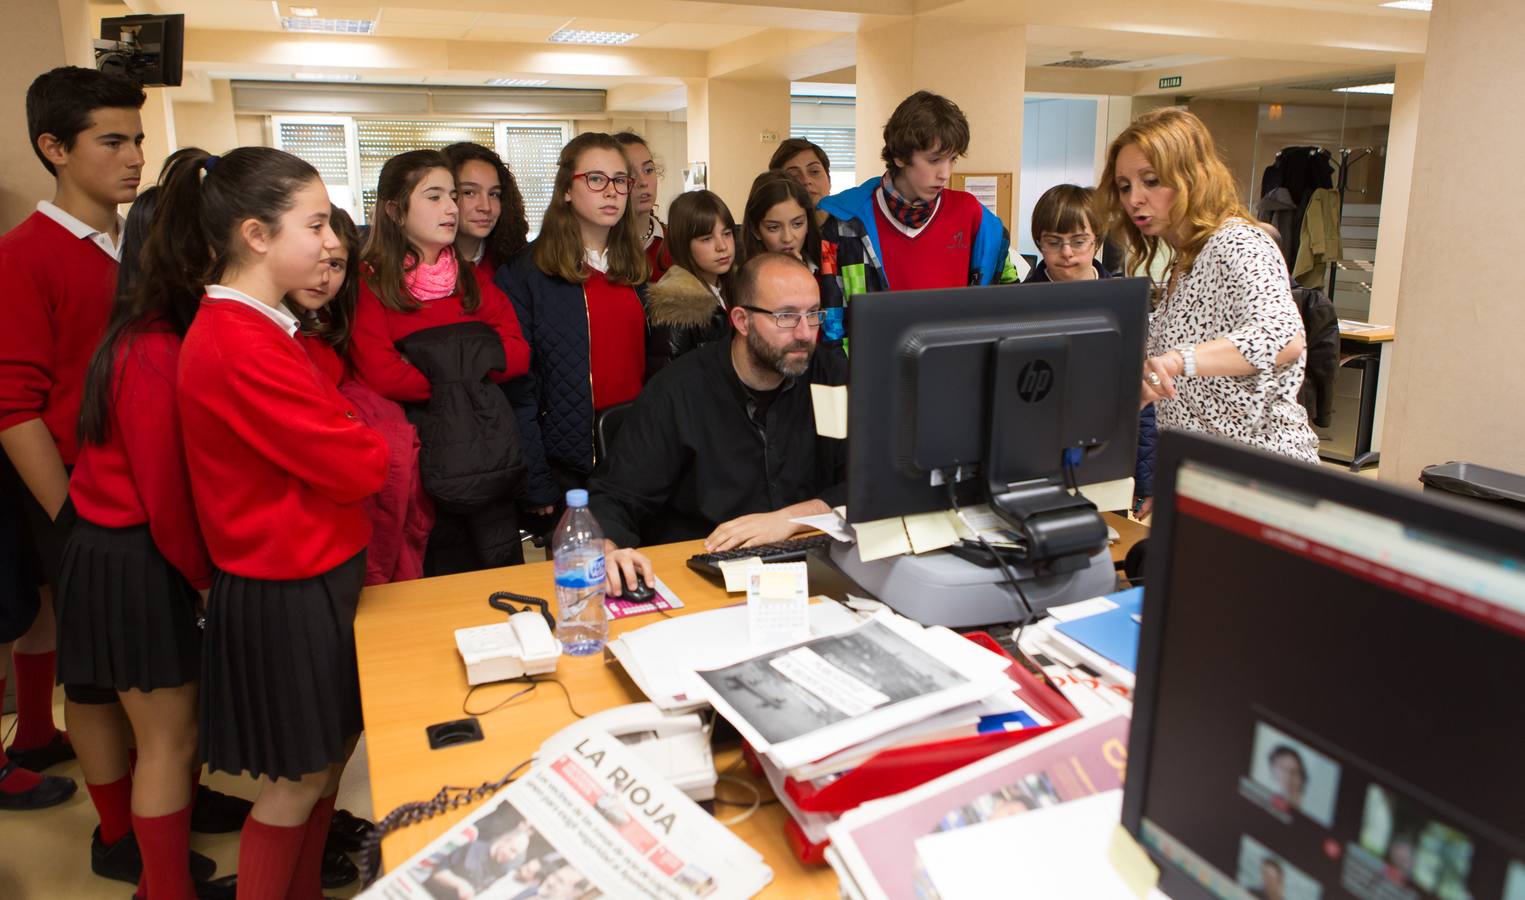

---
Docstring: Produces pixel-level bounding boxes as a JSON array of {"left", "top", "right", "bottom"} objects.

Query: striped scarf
[{"left": 880, "top": 174, "right": 940, "bottom": 230}]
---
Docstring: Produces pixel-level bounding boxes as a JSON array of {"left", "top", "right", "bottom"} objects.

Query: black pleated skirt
[
  {"left": 54, "top": 516, "right": 201, "bottom": 693},
  {"left": 199, "top": 552, "right": 366, "bottom": 781}
]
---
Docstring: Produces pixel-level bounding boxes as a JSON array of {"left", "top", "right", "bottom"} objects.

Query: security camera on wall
[{"left": 96, "top": 14, "right": 185, "bottom": 87}]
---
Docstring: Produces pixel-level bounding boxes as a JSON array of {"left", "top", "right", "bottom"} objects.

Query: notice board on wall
[{"left": 950, "top": 172, "right": 1012, "bottom": 231}]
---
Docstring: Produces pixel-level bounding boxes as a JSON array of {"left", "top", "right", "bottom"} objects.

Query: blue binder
[{"left": 1053, "top": 586, "right": 1144, "bottom": 672}]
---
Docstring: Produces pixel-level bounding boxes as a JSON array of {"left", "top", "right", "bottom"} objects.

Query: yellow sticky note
[
  {"left": 854, "top": 517, "right": 911, "bottom": 562},
  {"left": 1107, "top": 824, "right": 1160, "bottom": 899},
  {"left": 1079, "top": 477, "right": 1135, "bottom": 514},
  {"left": 757, "top": 568, "right": 798, "bottom": 600},
  {"left": 810, "top": 383, "right": 848, "bottom": 439},
  {"left": 904, "top": 510, "right": 959, "bottom": 554},
  {"left": 717, "top": 556, "right": 762, "bottom": 593}
]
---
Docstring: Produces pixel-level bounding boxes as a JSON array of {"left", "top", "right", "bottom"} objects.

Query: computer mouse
[{"left": 624, "top": 574, "right": 655, "bottom": 603}]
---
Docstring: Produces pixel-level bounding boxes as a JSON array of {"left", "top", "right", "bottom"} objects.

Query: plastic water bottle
[{"left": 552, "top": 489, "right": 608, "bottom": 656}]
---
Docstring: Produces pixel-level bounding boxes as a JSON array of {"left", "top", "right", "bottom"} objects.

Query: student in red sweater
[
  {"left": 0, "top": 66, "right": 145, "bottom": 811},
  {"left": 615, "top": 132, "right": 669, "bottom": 281},
  {"left": 440, "top": 142, "right": 529, "bottom": 285},
  {"left": 173, "top": 146, "right": 389, "bottom": 900},
  {"left": 60, "top": 169, "right": 227, "bottom": 900},
  {"left": 350, "top": 149, "right": 531, "bottom": 574},
  {"left": 497, "top": 133, "right": 650, "bottom": 528},
  {"left": 816, "top": 90, "right": 1018, "bottom": 299}
]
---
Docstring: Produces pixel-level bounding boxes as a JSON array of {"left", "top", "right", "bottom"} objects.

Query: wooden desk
[{"left": 354, "top": 514, "right": 1145, "bottom": 895}]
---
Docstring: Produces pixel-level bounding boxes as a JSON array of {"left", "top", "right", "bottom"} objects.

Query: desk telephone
[
  {"left": 537, "top": 703, "right": 717, "bottom": 803},
  {"left": 453, "top": 592, "right": 561, "bottom": 685}
]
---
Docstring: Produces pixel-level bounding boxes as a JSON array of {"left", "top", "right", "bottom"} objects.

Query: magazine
[
  {"left": 693, "top": 611, "right": 1014, "bottom": 771},
  {"left": 826, "top": 713, "right": 1131, "bottom": 900},
  {"left": 362, "top": 727, "right": 772, "bottom": 899}
]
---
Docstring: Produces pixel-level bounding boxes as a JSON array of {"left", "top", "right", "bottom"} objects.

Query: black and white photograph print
[{"left": 697, "top": 620, "right": 968, "bottom": 745}]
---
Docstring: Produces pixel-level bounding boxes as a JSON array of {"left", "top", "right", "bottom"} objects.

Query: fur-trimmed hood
[{"left": 646, "top": 265, "right": 724, "bottom": 328}]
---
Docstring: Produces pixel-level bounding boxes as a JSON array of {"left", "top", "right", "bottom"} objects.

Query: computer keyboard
[{"left": 686, "top": 534, "right": 836, "bottom": 579}]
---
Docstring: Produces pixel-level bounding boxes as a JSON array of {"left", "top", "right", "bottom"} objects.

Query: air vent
[{"left": 1044, "top": 52, "right": 1130, "bottom": 69}]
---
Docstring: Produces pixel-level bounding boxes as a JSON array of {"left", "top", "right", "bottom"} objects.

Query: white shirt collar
[
  {"left": 584, "top": 247, "right": 610, "bottom": 274},
  {"left": 874, "top": 187, "right": 940, "bottom": 239},
  {"left": 36, "top": 200, "right": 125, "bottom": 261},
  {"left": 467, "top": 241, "right": 485, "bottom": 265},
  {"left": 706, "top": 280, "right": 725, "bottom": 308},
  {"left": 205, "top": 284, "right": 302, "bottom": 338}
]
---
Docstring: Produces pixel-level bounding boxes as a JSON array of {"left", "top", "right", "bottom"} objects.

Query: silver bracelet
[{"left": 1174, "top": 345, "right": 1198, "bottom": 378}]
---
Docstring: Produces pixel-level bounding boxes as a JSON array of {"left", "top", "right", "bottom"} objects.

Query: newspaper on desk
[{"left": 361, "top": 728, "right": 772, "bottom": 900}]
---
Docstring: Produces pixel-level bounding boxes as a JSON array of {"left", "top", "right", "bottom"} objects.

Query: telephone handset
[
  {"left": 537, "top": 702, "right": 717, "bottom": 803},
  {"left": 453, "top": 592, "right": 561, "bottom": 685}
]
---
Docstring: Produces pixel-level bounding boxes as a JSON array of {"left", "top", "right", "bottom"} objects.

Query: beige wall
[
  {"left": 1189, "top": 98, "right": 1260, "bottom": 202},
  {"left": 172, "top": 79, "right": 240, "bottom": 156},
  {"left": 681, "top": 78, "right": 790, "bottom": 214},
  {"left": 1367, "top": 62, "right": 1423, "bottom": 327},
  {"left": 2, "top": 0, "right": 68, "bottom": 230},
  {"left": 1381, "top": 1, "right": 1525, "bottom": 487},
  {"left": 855, "top": 19, "right": 1026, "bottom": 218}
]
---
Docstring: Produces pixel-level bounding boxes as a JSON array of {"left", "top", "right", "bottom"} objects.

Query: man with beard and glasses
[{"left": 588, "top": 252, "right": 846, "bottom": 592}]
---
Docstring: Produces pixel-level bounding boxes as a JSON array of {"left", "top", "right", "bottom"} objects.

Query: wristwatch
[{"left": 1174, "top": 345, "right": 1198, "bottom": 378}]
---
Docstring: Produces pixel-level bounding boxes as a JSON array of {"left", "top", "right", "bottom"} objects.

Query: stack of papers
[
  {"left": 606, "top": 600, "right": 862, "bottom": 713},
  {"left": 825, "top": 713, "right": 1134, "bottom": 900},
  {"left": 1018, "top": 587, "right": 1142, "bottom": 717},
  {"left": 691, "top": 610, "right": 1026, "bottom": 773}
]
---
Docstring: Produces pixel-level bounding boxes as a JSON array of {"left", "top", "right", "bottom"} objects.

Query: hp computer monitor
[
  {"left": 845, "top": 278, "right": 1149, "bottom": 553},
  {"left": 1125, "top": 432, "right": 1525, "bottom": 900}
]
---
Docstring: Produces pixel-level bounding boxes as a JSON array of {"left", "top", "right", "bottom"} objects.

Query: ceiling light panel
[
  {"left": 281, "top": 16, "right": 375, "bottom": 34},
  {"left": 548, "top": 28, "right": 638, "bottom": 45}
]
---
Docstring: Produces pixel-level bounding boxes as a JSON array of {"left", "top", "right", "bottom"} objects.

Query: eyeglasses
[
  {"left": 572, "top": 171, "right": 632, "bottom": 194},
  {"left": 741, "top": 305, "right": 826, "bottom": 329},
  {"left": 1039, "top": 235, "right": 1096, "bottom": 252},
  {"left": 634, "top": 161, "right": 663, "bottom": 179}
]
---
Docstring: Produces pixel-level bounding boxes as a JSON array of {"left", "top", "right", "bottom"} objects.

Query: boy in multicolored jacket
[{"left": 816, "top": 90, "right": 1019, "bottom": 342}]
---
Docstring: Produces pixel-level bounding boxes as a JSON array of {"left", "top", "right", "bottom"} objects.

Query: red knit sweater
[
  {"left": 70, "top": 322, "right": 212, "bottom": 589},
  {"left": 873, "top": 189, "right": 985, "bottom": 292},
  {"left": 584, "top": 268, "right": 645, "bottom": 410},
  {"left": 178, "top": 298, "right": 389, "bottom": 580},
  {"left": 349, "top": 267, "right": 530, "bottom": 403},
  {"left": 0, "top": 212, "right": 117, "bottom": 463}
]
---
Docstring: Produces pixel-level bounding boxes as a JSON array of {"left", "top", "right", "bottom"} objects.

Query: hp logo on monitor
[{"left": 1016, "top": 360, "right": 1054, "bottom": 403}]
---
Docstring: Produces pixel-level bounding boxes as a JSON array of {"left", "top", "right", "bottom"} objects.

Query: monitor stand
[{"left": 828, "top": 541, "right": 1116, "bottom": 628}]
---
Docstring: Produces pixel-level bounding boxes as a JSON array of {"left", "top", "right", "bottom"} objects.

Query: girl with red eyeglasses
[{"left": 496, "top": 133, "right": 649, "bottom": 528}]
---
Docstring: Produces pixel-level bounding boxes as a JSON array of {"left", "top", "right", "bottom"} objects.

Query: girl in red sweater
[
  {"left": 496, "top": 133, "right": 650, "bottom": 525},
  {"left": 58, "top": 171, "right": 217, "bottom": 900},
  {"left": 350, "top": 149, "right": 531, "bottom": 574},
  {"left": 173, "top": 147, "right": 390, "bottom": 900}
]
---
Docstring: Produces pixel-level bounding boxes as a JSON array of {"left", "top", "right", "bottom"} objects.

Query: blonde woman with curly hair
[{"left": 1098, "top": 107, "right": 1320, "bottom": 463}]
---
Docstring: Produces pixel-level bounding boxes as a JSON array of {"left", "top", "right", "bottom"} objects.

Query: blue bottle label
[{"left": 555, "top": 555, "right": 606, "bottom": 588}]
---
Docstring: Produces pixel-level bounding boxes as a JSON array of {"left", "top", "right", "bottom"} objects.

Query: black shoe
[
  {"left": 92, "top": 828, "right": 219, "bottom": 885},
  {"left": 321, "top": 845, "right": 358, "bottom": 889},
  {"left": 0, "top": 761, "right": 77, "bottom": 810},
  {"left": 326, "top": 808, "right": 374, "bottom": 854},
  {"left": 190, "top": 786, "right": 252, "bottom": 833},
  {"left": 6, "top": 730, "right": 76, "bottom": 771},
  {"left": 132, "top": 874, "right": 237, "bottom": 900}
]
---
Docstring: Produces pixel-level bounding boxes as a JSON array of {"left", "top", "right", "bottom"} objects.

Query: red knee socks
[
  {"left": 86, "top": 773, "right": 135, "bottom": 847},
  {"left": 237, "top": 816, "right": 306, "bottom": 899},
  {"left": 285, "top": 794, "right": 336, "bottom": 900},
  {"left": 10, "top": 649, "right": 61, "bottom": 751},
  {"left": 133, "top": 803, "right": 196, "bottom": 900},
  {"left": 0, "top": 675, "right": 43, "bottom": 795}
]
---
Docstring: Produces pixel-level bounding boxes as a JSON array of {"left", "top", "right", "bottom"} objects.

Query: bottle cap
[{"left": 566, "top": 489, "right": 589, "bottom": 508}]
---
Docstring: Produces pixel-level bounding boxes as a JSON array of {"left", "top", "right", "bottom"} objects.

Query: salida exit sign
[{"left": 1159, "top": 75, "right": 1183, "bottom": 90}]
